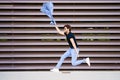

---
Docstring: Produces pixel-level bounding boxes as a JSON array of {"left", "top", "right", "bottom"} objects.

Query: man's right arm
[{"left": 55, "top": 25, "right": 64, "bottom": 36}]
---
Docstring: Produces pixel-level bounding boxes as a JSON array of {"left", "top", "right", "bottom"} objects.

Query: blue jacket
[{"left": 41, "top": 1, "right": 56, "bottom": 25}]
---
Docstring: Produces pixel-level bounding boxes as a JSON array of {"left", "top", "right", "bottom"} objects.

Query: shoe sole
[{"left": 86, "top": 58, "right": 91, "bottom": 67}]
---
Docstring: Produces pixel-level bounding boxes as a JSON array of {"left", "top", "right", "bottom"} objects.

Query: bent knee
[{"left": 72, "top": 62, "right": 77, "bottom": 66}]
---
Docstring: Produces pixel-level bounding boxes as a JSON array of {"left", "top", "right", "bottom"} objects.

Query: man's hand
[{"left": 76, "top": 50, "right": 79, "bottom": 57}]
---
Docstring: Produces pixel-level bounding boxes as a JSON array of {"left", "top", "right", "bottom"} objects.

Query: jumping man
[{"left": 50, "top": 24, "right": 90, "bottom": 72}]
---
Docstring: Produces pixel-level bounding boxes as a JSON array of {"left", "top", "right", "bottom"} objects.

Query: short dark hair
[{"left": 64, "top": 24, "right": 71, "bottom": 32}]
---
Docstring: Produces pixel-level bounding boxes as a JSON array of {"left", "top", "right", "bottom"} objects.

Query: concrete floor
[{"left": 0, "top": 71, "right": 120, "bottom": 80}]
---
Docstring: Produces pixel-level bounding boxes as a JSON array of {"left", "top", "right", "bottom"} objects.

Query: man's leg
[
  {"left": 55, "top": 48, "right": 71, "bottom": 68},
  {"left": 50, "top": 48, "right": 71, "bottom": 72},
  {"left": 71, "top": 49, "right": 86, "bottom": 66}
]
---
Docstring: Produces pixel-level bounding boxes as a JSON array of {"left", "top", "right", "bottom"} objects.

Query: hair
[{"left": 64, "top": 24, "right": 71, "bottom": 32}]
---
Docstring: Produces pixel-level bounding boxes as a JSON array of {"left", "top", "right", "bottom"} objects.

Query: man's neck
[{"left": 66, "top": 31, "right": 70, "bottom": 34}]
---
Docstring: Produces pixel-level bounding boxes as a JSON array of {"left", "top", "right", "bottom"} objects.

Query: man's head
[{"left": 64, "top": 24, "right": 71, "bottom": 33}]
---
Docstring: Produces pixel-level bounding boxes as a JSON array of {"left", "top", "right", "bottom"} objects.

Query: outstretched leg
[
  {"left": 55, "top": 48, "right": 71, "bottom": 68},
  {"left": 50, "top": 48, "right": 71, "bottom": 72}
]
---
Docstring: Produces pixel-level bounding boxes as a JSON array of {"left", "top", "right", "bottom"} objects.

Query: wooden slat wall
[{"left": 0, "top": 0, "right": 120, "bottom": 71}]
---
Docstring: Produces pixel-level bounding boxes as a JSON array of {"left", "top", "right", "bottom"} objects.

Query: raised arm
[{"left": 55, "top": 25, "right": 64, "bottom": 36}]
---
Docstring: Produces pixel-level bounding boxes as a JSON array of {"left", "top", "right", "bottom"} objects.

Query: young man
[{"left": 50, "top": 24, "right": 90, "bottom": 72}]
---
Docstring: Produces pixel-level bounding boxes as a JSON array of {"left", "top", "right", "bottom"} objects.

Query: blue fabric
[
  {"left": 55, "top": 48, "right": 86, "bottom": 69},
  {"left": 41, "top": 1, "right": 56, "bottom": 25}
]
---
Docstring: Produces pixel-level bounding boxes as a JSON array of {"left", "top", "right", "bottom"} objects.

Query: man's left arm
[{"left": 70, "top": 38, "right": 79, "bottom": 57}]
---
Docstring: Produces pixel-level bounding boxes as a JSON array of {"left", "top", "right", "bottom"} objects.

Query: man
[{"left": 50, "top": 24, "right": 90, "bottom": 72}]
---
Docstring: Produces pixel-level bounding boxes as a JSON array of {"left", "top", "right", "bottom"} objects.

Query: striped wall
[{"left": 0, "top": 0, "right": 120, "bottom": 71}]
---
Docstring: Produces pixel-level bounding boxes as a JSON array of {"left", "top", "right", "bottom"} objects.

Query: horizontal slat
[
  {"left": 0, "top": 41, "right": 120, "bottom": 46},
  {"left": 0, "top": 24, "right": 120, "bottom": 28},
  {"left": 0, "top": 18, "right": 120, "bottom": 21},
  {"left": 1, "top": 0, "right": 120, "bottom": 3},
  {"left": 0, "top": 64, "right": 119, "bottom": 70},
  {"left": 0, "top": 52, "right": 120, "bottom": 58},
  {"left": 1, "top": 12, "right": 120, "bottom": 16},
  {"left": 0, "top": 58, "right": 119, "bottom": 64},
  {"left": 0, "top": 47, "right": 119, "bottom": 51},
  {"left": 0, "top": 35, "right": 119, "bottom": 39},
  {"left": 0, "top": 6, "right": 120, "bottom": 10},
  {"left": 0, "top": 29, "right": 120, "bottom": 33}
]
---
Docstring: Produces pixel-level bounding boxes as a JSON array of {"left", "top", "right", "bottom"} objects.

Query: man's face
[{"left": 64, "top": 27, "right": 69, "bottom": 33}]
